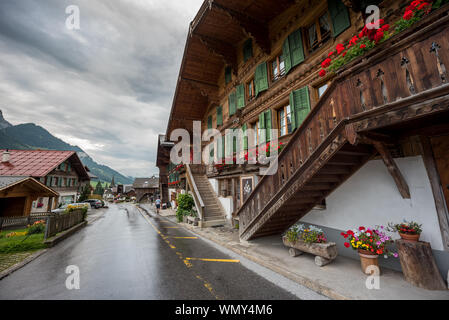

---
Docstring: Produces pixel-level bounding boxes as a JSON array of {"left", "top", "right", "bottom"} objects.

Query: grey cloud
[{"left": 0, "top": 0, "right": 204, "bottom": 177}]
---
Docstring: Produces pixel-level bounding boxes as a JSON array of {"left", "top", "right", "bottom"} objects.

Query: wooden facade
[
  {"left": 0, "top": 177, "right": 59, "bottom": 217},
  {"left": 160, "top": 0, "right": 449, "bottom": 242}
]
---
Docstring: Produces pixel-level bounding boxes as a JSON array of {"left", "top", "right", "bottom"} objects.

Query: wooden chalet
[{"left": 157, "top": 0, "right": 449, "bottom": 272}]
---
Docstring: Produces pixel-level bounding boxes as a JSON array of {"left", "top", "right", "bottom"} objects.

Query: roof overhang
[{"left": 0, "top": 177, "right": 59, "bottom": 197}]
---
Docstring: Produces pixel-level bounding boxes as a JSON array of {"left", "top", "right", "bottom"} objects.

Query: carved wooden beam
[
  {"left": 372, "top": 140, "right": 411, "bottom": 199},
  {"left": 211, "top": 2, "right": 271, "bottom": 54},
  {"left": 181, "top": 77, "right": 219, "bottom": 104},
  {"left": 192, "top": 33, "right": 238, "bottom": 72}
]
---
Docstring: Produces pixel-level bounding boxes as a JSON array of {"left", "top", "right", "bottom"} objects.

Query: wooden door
[{"left": 431, "top": 135, "right": 449, "bottom": 209}]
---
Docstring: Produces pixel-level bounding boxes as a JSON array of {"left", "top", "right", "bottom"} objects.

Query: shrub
[
  {"left": 26, "top": 220, "right": 46, "bottom": 235},
  {"left": 284, "top": 223, "right": 327, "bottom": 244},
  {"left": 176, "top": 194, "right": 195, "bottom": 223}
]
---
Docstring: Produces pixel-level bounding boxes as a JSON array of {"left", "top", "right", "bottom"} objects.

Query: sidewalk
[{"left": 164, "top": 216, "right": 449, "bottom": 300}]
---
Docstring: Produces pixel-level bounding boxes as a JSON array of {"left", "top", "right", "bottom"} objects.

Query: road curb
[
  {"left": 165, "top": 218, "right": 349, "bottom": 300},
  {"left": 0, "top": 249, "right": 48, "bottom": 281},
  {"left": 44, "top": 221, "right": 88, "bottom": 247}
]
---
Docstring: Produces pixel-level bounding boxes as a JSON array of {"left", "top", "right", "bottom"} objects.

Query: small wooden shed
[{"left": 0, "top": 177, "right": 59, "bottom": 217}]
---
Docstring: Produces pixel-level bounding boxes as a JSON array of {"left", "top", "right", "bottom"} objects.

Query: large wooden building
[
  {"left": 0, "top": 150, "right": 91, "bottom": 212},
  {"left": 157, "top": 0, "right": 449, "bottom": 273}
]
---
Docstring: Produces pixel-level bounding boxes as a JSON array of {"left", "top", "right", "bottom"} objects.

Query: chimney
[{"left": 2, "top": 150, "right": 11, "bottom": 163}]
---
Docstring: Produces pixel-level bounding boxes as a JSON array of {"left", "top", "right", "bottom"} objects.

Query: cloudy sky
[{"left": 0, "top": 0, "right": 203, "bottom": 178}]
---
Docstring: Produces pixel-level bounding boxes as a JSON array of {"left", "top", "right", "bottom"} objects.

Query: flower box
[{"left": 282, "top": 236, "right": 338, "bottom": 267}]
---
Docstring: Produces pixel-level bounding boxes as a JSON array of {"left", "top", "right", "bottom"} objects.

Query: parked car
[
  {"left": 52, "top": 203, "right": 89, "bottom": 214},
  {"left": 83, "top": 199, "right": 103, "bottom": 209}
]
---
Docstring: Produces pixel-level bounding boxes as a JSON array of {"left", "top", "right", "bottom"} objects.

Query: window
[
  {"left": 243, "top": 38, "right": 253, "bottom": 62},
  {"left": 317, "top": 83, "right": 328, "bottom": 99},
  {"left": 252, "top": 121, "right": 260, "bottom": 147},
  {"left": 216, "top": 106, "right": 223, "bottom": 126},
  {"left": 207, "top": 115, "right": 212, "bottom": 130},
  {"left": 271, "top": 54, "right": 285, "bottom": 82},
  {"left": 225, "top": 66, "right": 232, "bottom": 85},
  {"left": 278, "top": 105, "right": 293, "bottom": 136},
  {"left": 306, "top": 12, "right": 332, "bottom": 52},
  {"left": 247, "top": 78, "right": 255, "bottom": 102},
  {"left": 228, "top": 91, "right": 237, "bottom": 116}
]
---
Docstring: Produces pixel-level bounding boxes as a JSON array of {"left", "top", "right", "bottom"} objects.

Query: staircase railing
[
  {"left": 237, "top": 9, "right": 449, "bottom": 239},
  {"left": 186, "top": 164, "right": 205, "bottom": 220}
]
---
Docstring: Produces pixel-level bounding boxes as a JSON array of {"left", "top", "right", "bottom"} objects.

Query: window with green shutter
[
  {"left": 209, "top": 144, "right": 214, "bottom": 163},
  {"left": 242, "top": 124, "right": 248, "bottom": 150},
  {"left": 236, "top": 84, "right": 245, "bottom": 109},
  {"left": 216, "top": 106, "right": 223, "bottom": 126},
  {"left": 255, "top": 62, "right": 269, "bottom": 96},
  {"left": 328, "top": 0, "right": 351, "bottom": 37},
  {"left": 225, "top": 66, "right": 232, "bottom": 84},
  {"left": 282, "top": 29, "right": 305, "bottom": 74},
  {"left": 207, "top": 115, "right": 212, "bottom": 130},
  {"left": 243, "top": 38, "right": 253, "bottom": 62},
  {"left": 289, "top": 86, "right": 311, "bottom": 130},
  {"left": 228, "top": 91, "right": 237, "bottom": 116},
  {"left": 258, "top": 109, "right": 272, "bottom": 143}
]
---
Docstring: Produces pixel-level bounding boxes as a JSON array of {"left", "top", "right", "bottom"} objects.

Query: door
[{"left": 431, "top": 135, "right": 449, "bottom": 209}]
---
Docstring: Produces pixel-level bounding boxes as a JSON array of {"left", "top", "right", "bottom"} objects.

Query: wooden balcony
[{"left": 237, "top": 8, "right": 449, "bottom": 241}]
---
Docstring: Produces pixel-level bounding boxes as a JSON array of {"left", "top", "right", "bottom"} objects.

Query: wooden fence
[
  {"left": 0, "top": 213, "right": 52, "bottom": 231},
  {"left": 44, "top": 209, "right": 86, "bottom": 239}
]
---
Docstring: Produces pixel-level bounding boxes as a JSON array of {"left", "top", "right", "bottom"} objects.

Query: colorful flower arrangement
[
  {"left": 341, "top": 226, "right": 398, "bottom": 258},
  {"left": 168, "top": 180, "right": 181, "bottom": 186},
  {"left": 388, "top": 220, "right": 423, "bottom": 235},
  {"left": 319, "top": 0, "right": 433, "bottom": 78},
  {"left": 5, "top": 231, "right": 27, "bottom": 238},
  {"left": 285, "top": 223, "right": 328, "bottom": 244},
  {"left": 27, "top": 220, "right": 46, "bottom": 235}
]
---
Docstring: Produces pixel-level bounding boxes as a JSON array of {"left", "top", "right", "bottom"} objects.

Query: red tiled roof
[{"left": 0, "top": 149, "right": 75, "bottom": 177}]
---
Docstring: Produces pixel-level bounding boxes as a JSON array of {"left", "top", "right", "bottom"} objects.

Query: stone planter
[{"left": 282, "top": 236, "right": 338, "bottom": 267}]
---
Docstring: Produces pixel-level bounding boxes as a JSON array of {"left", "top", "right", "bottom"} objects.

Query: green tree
[
  {"left": 79, "top": 184, "right": 91, "bottom": 202},
  {"left": 94, "top": 181, "right": 104, "bottom": 195}
]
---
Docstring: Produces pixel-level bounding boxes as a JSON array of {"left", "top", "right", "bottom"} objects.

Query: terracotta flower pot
[
  {"left": 399, "top": 233, "right": 420, "bottom": 242},
  {"left": 358, "top": 249, "right": 380, "bottom": 275}
]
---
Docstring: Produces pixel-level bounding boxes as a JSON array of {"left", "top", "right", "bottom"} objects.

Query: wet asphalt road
[{"left": 0, "top": 203, "right": 298, "bottom": 300}]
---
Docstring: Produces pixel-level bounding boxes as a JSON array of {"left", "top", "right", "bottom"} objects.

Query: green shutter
[
  {"left": 225, "top": 66, "right": 232, "bottom": 84},
  {"left": 216, "top": 106, "right": 223, "bottom": 126},
  {"left": 259, "top": 112, "right": 266, "bottom": 143},
  {"left": 228, "top": 91, "right": 236, "bottom": 116},
  {"left": 242, "top": 124, "right": 248, "bottom": 150},
  {"left": 221, "top": 135, "right": 226, "bottom": 160},
  {"left": 243, "top": 38, "right": 253, "bottom": 62},
  {"left": 291, "top": 86, "right": 311, "bottom": 128},
  {"left": 289, "top": 29, "right": 305, "bottom": 67},
  {"left": 328, "top": 0, "right": 351, "bottom": 37},
  {"left": 283, "top": 37, "right": 292, "bottom": 74},
  {"left": 289, "top": 91, "right": 297, "bottom": 130},
  {"left": 255, "top": 62, "right": 269, "bottom": 96},
  {"left": 236, "top": 84, "right": 245, "bottom": 109},
  {"left": 233, "top": 129, "right": 237, "bottom": 153},
  {"left": 265, "top": 110, "right": 272, "bottom": 142},
  {"left": 207, "top": 115, "right": 212, "bottom": 130}
]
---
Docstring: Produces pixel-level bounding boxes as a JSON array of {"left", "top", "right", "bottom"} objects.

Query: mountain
[
  {"left": 0, "top": 110, "right": 12, "bottom": 130},
  {"left": 0, "top": 113, "right": 133, "bottom": 184}
]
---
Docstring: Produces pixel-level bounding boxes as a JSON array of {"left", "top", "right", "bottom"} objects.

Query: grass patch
[{"left": 0, "top": 228, "right": 46, "bottom": 254}]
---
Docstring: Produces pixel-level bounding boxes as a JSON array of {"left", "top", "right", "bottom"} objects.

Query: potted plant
[
  {"left": 388, "top": 220, "right": 423, "bottom": 242},
  {"left": 283, "top": 224, "right": 337, "bottom": 267},
  {"left": 341, "top": 226, "right": 398, "bottom": 275}
]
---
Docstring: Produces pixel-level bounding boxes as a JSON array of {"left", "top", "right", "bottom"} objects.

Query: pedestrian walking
[{"left": 155, "top": 197, "right": 161, "bottom": 214}]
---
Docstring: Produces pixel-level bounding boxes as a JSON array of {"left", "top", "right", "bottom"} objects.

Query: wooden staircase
[
  {"left": 186, "top": 164, "right": 226, "bottom": 227},
  {"left": 237, "top": 11, "right": 449, "bottom": 240}
]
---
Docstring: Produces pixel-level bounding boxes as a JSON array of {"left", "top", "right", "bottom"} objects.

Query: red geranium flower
[
  {"left": 319, "top": 69, "right": 326, "bottom": 77},
  {"left": 403, "top": 10, "right": 414, "bottom": 20},
  {"left": 344, "top": 242, "right": 351, "bottom": 248},
  {"left": 359, "top": 226, "right": 366, "bottom": 231},
  {"left": 321, "top": 58, "right": 332, "bottom": 68},
  {"left": 336, "top": 43, "right": 345, "bottom": 54},
  {"left": 360, "top": 44, "right": 366, "bottom": 49}
]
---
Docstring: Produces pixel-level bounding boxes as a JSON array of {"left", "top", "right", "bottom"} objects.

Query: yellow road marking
[
  {"left": 186, "top": 258, "right": 240, "bottom": 263},
  {"left": 170, "top": 237, "right": 198, "bottom": 239}
]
